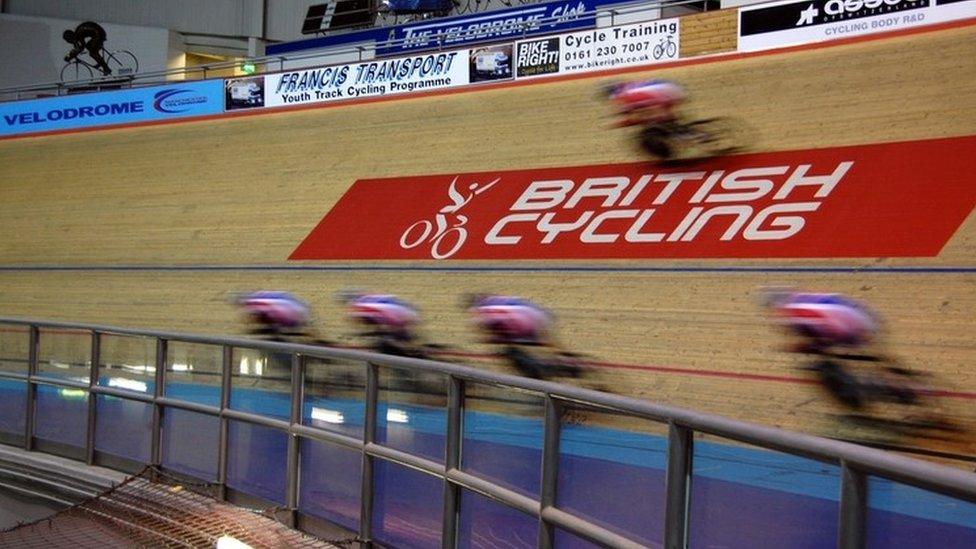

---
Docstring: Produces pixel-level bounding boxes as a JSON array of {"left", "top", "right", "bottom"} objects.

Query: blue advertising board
[
  {"left": 379, "top": 0, "right": 596, "bottom": 55},
  {"left": 0, "top": 80, "right": 224, "bottom": 137},
  {"left": 268, "top": 0, "right": 606, "bottom": 57}
]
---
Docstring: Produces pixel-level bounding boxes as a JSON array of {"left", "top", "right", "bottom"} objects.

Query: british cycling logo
[
  {"left": 153, "top": 88, "right": 210, "bottom": 114},
  {"left": 399, "top": 176, "right": 501, "bottom": 259},
  {"left": 397, "top": 164, "right": 856, "bottom": 258}
]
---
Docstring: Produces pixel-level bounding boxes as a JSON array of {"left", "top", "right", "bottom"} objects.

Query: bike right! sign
[{"left": 515, "top": 17, "right": 680, "bottom": 79}]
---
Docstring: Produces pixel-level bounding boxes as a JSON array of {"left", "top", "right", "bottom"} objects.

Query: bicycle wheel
[
  {"left": 60, "top": 61, "right": 94, "bottom": 83},
  {"left": 503, "top": 346, "right": 546, "bottom": 379},
  {"left": 666, "top": 41, "right": 677, "bottom": 58},
  {"left": 399, "top": 220, "right": 433, "bottom": 249},
  {"left": 106, "top": 50, "right": 139, "bottom": 76},
  {"left": 685, "top": 117, "right": 754, "bottom": 158},
  {"left": 638, "top": 127, "right": 673, "bottom": 159},
  {"left": 431, "top": 227, "right": 466, "bottom": 259},
  {"left": 653, "top": 44, "right": 664, "bottom": 60},
  {"left": 810, "top": 359, "right": 867, "bottom": 410}
]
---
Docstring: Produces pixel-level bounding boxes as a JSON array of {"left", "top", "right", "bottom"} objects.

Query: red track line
[
  {"left": 3, "top": 16, "right": 975, "bottom": 142},
  {"left": 416, "top": 346, "right": 976, "bottom": 400},
  {"left": 435, "top": 347, "right": 817, "bottom": 385}
]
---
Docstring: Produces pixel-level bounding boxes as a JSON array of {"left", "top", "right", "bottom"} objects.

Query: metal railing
[
  {"left": 0, "top": 316, "right": 973, "bottom": 548},
  {"left": 0, "top": 0, "right": 702, "bottom": 103}
]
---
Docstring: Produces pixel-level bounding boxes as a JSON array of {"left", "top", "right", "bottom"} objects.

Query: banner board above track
[
  {"left": 738, "top": 0, "right": 976, "bottom": 51},
  {"left": 515, "top": 18, "right": 680, "bottom": 78},
  {"left": 290, "top": 136, "right": 976, "bottom": 260},
  {"left": 0, "top": 80, "right": 224, "bottom": 137},
  {"left": 268, "top": 0, "right": 610, "bottom": 57},
  {"left": 228, "top": 18, "right": 679, "bottom": 113},
  {"left": 378, "top": 0, "right": 598, "bottom": 55},
  {"left": 230, "top": 48, "right": 503, "bottom": 110}
]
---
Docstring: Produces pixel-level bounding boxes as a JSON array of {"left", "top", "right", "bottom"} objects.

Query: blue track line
[{"left": 1, "top": 265, "right": 976, "bottom": 274}]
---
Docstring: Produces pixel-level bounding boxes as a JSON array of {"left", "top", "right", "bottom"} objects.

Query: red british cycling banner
[{"left": 290, "top": 136, "right": 976, "bottom": 260}]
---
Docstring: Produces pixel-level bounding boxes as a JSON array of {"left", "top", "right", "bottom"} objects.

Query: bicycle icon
[
  {"left": 61, "top": 49, "right": 139, "bottom": 83},
  {"left": 653, "top": 35, "right": 677, "bottom": 60},
  {"left": 399, "top": 176, "right": 501, "bottom": 259}
]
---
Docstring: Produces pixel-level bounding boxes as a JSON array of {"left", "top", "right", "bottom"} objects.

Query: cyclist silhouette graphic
[
  {"left": 400, "top": 176, "right": 500, "bottom": 259},
  {"left": 63, "top": 21, "right": 112, "bottom": 75}
]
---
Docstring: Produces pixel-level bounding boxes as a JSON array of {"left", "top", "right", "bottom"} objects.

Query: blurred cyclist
[
  {"left": 465, "top": 294, "right": 554, "bottom": 346},
  {"left": 236, "top": 290, "right": 313, "bottom": 342},
  {"left": 604, "top": 79, "right": 686, "bottom": 130},
  {"left": 465, "top": 294, "right": 584, "bottom": 380},
  {"left": 761, "top": 287, "right": 965, "bottom": 437},
  {"left": 759, "top": 287, "right": 939, "bottom": 415},
  {"left": 63, "top": 21, "right": 112, "bottom": 75},
  {"left": 337, "top": 290, "right": 424, "bottom": 357},
  {"left": 760, "top": 287, "right": 880, "bottom": 357}
]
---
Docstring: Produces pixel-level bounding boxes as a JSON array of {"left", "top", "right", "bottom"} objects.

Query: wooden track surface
[{"left": 1, "top": 22, "right": 975, "bottom": 464}]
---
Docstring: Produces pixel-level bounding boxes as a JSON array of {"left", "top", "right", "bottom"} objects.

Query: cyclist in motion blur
[
  {"left": 605, "top": 79, "right": 686, "bottom": 131},
  {"left": 337, "top": 290, "right": 434, "bottom": 358},
  {"left": 63, "top": 21, "right": 113, "bottom": 75},
  {"left": 338, "top": 290, "right": 450, "bottom": 393},
  {"left": 761, "top": 287, "right": 960, "bottom": 437},
  {"left": 465, "top": 294, "right": 590, "bottom": 382},
  {"left": 235, "top": 290, "right": 334, "bottom": 345},
  {"left": 603, "top": 79, "right": 744, "bottom": 161}
]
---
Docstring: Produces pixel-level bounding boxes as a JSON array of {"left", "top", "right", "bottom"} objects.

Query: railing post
[
  {"left": 24, "top": 325, "right": 38, "bottom": 451},
  {"left": 664, "top": 422, "right": 693, "bottom": 549},
  {"left": 150, "top": 338, "right": 166, "bottom": 472},
  {"left": 360, "top": 361, "right": 379, "bottom": 547},
  {"left": 838, "top": 461, "right": 867, "bottom": 549},
  {"left": 442, "top": 375, "right": 464, "bottom": 549},
  {"left": 285, "top": 353, "right": 305, "bottom": 528},
  {"left": 217, "top": 344, "right": 233, "bottom": 500},
  {"left": 86, "top": 330, "right": 100, "bottom": 465},
  {"left": 538, "top": 395, "right": 562, "bottom": 549}
]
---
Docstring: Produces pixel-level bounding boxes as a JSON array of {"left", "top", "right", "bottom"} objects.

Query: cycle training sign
[
  {"left": 0, "top": 80, "right": 223, "bottom": 137},
  {"left": 290, "top": 135, "right": 976, "bottom": 260},
  {"left": 514, "top": 17, "right": 680, "bottom": 78}
]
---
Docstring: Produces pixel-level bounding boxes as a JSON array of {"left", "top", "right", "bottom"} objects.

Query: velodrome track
[{"left": 1, "top": 19, "right": 976, "bottom": 463}]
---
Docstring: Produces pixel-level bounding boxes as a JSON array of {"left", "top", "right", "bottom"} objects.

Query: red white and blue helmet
[
  {"left": 606, "top": 79, "right": 685, "bottom": 112},
  {"left": 467, "top": 295, "right": 553, "bottom": 341},
  {"left": 762, "top": 288, "right": 879, "bottom": 345},
  {"left": 340, "top": 291, "right": 420, "bottom": 329},
  {"left": 237, "top": 291, "right": 311, "bottom": 328}
]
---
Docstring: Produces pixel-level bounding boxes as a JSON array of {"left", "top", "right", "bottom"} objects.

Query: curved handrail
[
  {"left": 1, "top": 315, "right": 974, "bottom": 548},
  {"left": 2, "top": 315, "right": 973, "bottom": 502}
]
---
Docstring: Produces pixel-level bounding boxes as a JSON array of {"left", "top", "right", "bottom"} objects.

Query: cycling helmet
[{"left": 237, "top": 291, "right": 310, "bottom": 328}]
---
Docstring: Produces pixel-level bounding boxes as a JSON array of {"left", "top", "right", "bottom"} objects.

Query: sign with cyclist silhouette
[
  {"left": 515, "top": 18, "right": 679, "bottom": 79},
  {"left": 60, "top": 21, "right": 138, "bottom": 83},
  {"left": 290, "top": 136, "right": 976, "bottom": 260}
]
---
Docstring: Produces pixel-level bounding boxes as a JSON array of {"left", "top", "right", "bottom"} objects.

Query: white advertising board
[
  {"left": 514, "top": 18, "right": 680, "bottom": 79},
  {"left": 738, "top": 0, "right": 976, "bottom": 52}
]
